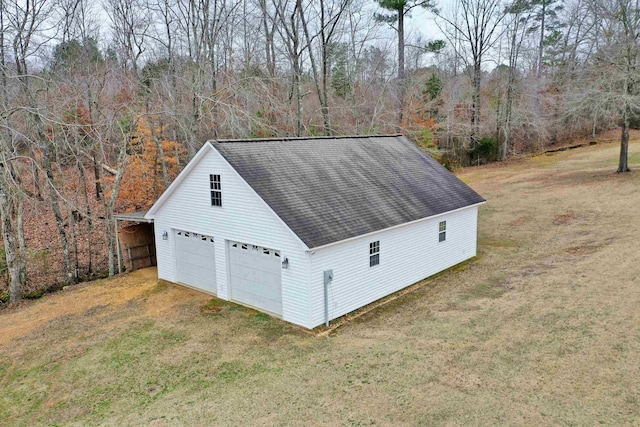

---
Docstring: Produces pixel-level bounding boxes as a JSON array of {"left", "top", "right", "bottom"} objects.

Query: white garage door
[
  {"left": 228, "top": 241, "right": 282, "bottom": 315},
  {"left": 174, "top": 230, "right": 216, "bottom": 293}
]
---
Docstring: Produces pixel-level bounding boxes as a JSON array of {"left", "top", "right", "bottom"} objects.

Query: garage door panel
[
  {"left": 231, "top": 274, "right": 277, "bottom": 299},
  {"left": 180, "top": 256, "right": 210, "bottom": 268},
  {"left": 231, "top": 289, "right": 281, "bottom": 314},
  {"left": 174, "top": 230, "right": 216, "bottom": 293},
  {"left": 228, "top": 241, "right": 282, "bottom": 315}
]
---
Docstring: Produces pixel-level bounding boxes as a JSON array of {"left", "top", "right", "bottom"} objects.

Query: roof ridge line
[{"left": 212, "top": 134, "right": 404, "bottom": 143}]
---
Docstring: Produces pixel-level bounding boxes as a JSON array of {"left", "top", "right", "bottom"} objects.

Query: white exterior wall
[
  {"left": 308, "top": 205, "right": 479, "bottom": 328},
  {"left": 152, "top": 146, "right": 312, "bottom": 328}
]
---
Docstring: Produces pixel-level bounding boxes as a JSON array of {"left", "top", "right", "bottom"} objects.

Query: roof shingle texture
[{"left": 211, "top": 135, "right": 485, "bottom": 249}]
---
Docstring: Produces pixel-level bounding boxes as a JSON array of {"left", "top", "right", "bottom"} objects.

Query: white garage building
[{"left": 145, "top": 135, "right": 485, "bottom": 329}]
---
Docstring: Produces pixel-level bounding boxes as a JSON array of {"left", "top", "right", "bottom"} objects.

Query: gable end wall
[{"left": 152, "top": 147, "right": 311, "bottom": 328}]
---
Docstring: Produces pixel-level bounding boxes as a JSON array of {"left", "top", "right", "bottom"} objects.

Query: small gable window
[
  {"left": 369, "top": 240, "right": 380, "bottom": 267},
  {"left": 439, "top": 221, "right": 446, "bottom": 242},
  {"left": 210, "top": 174, "right": 222, "bottom": 207}
]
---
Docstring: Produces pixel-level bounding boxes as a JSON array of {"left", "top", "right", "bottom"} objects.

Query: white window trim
[
  {"left": 369, "top": 240, "right": 380, "bottom": 267},
  {"left": 438, "top": 220, "right": 446, "bottom": 243},
  {"left": 210, "top": 174, "right": 222, "bottom": 207}
]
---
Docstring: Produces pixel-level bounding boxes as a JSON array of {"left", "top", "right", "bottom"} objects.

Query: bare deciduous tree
[
  {"left": 437, "top": 0, "right": 506, "bottom": 150},
  {"left": 578, "top": 0, "right": 640, "bottom": 172}
]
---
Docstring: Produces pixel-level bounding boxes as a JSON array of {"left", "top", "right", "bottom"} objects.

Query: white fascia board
[
  {"left": 145, "top": 142, "right": 213, "bottom": 219},
  {"left": 306, "top": 201, "right": 486, "bottom": 252}
]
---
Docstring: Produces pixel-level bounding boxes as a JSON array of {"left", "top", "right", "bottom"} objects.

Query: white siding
[
  {"left": 308, "top": 205, "right": 479, "bottom": 328},
  {"left": 150, "top": 143, "right": 482, "bottom": 330},
  {"left": 152, "top": 146, "right": 311, "bottom": 328}
]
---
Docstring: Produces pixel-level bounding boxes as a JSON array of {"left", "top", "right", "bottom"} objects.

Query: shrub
[
  {"left": 24, "top": 288, "right": 45, "bottom": 299},
  {"left": 469, "top": 136, "right": 499, "bottom": 164}
]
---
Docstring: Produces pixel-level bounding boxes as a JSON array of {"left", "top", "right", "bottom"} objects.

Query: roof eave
[{"left": 305, "top": 201, "right": 486, "bottom": 252}]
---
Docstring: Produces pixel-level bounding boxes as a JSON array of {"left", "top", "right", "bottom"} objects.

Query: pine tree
[{"left": 375, "top": 0, "right": 434, "bottom": 129}]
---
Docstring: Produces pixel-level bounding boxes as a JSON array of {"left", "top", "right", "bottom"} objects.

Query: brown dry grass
[{"left": 2, "top": 140, "right": 640, "bottom": 426}]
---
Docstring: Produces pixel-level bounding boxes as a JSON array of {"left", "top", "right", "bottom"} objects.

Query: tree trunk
[
  {"left": 0, "top": 188, "right": 21, "bottom": 303},
  {"left": 320, "top": 67, "right": 331, "bottom": 135},
  {"left": 93, "top": 154, "right": 102, "bottom": 200},
  {"left": 78, "top": 161, "right": 93, "bottom": 276},
  {"left": 297, "top": 0, "right": 330, "bottom": 135},
  {"left": 42, "top": 145, "right": 74, "bottom": 283},
  {"left": 319, "top": 0, "right": 332, "bottom": 136},
  {"left": 16, "top": 199, "right": 27, "bottom": 285},
  {"left": 397, "top": 8, "right": 405, "bottom": 131},
  {"left": 294, "top": 67, "right": 302, "bottom": 136},
  {"left": 0, "top": 0, "right": 6, "bottom": 107},
  {"left": 260, "top": 0, "right": 275, "bottom": 76},
  {"left": 471, "top": 62, "right": 481, "bottom": 148},
  {"left": 29, "top": 146, "right": 43, "bottom": 200},
  {"left": 291, "top": 8, "right": 303, "bottom": 137},
  {"left": 70, "top": 208, "right": 79, "bottom": 282},
  {"left": 0, "top": 5, "right": 22, "bottom": 298},
  {"left": 107, "top": 217, "right": 117, "bottom": 276},
  {"left": 259, "top": 0, "right": 276, "bottom": 77},
  {"left": 495, "top": 91, "right": 502, "bottom": 158},
  {"left": 103, "top": 133, "right": 129, "bottom": 276},
  {"left": 190, "top": 95, "right": 200, "bottom": 156},
  {"left": 209, "top": 45, "right": 219, "bottom": 140},
  {"left": 538, "top": 0, "right": 546, "bottom": 76},
  {"left": 502, "top": 21, "right": 519, "bottom": 162},
  {"left": 503, "top": 68, "right": 516, "bottom": 161},
  {"left": 619, "top": 109, "right": 630, "bottom": 173}
]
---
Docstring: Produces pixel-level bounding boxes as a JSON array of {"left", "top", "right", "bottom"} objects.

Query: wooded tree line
[{"left": 1, "top": 0, "right": 639, "bottom": 302}]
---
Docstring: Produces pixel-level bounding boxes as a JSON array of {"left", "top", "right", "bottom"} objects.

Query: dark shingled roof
[{"left": 210, "top": 135, "right": 485, "bottom": 249}]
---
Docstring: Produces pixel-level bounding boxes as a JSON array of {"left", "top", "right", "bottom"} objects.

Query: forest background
[{"left": 1, "top": 0, "right": 638, "bottom": 301}]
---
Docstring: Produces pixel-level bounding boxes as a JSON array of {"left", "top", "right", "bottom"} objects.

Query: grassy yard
[{"left": 2, "top": 141, "right": 640, "bottom": 426}]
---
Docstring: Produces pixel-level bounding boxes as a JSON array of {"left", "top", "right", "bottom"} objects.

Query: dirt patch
[
  {"left": 200, "top": 298, "right": 234, "bottom": 314},
  {"left": 508, "top": 216, "right": 530, "bottom": 226},
  {"left": 553, "top": 211, "right": 577, "bottom": 225},
  {"left": 84, "top": 304, "right": 110, "bottom": 317},
  {"left": 565, "top": 243, "right": 603, "bottom": 255}
]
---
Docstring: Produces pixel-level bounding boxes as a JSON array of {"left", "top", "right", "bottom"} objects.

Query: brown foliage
[{"left": 118, "top": 118, "right": 187, "bottom": 212}]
